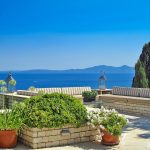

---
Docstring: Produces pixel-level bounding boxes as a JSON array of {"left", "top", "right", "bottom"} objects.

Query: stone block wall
[
  {"left": 0, "top": 94, "right": 29, "bottom": 109},
  {"left": 99, "top": 95, "right": 150, "bottom": 117},
  {"left": 19, "top": 124, "right": 100, "bottom": 149}
]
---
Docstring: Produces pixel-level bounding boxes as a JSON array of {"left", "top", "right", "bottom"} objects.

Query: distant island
[{"left": 1, "top": 65, "right": 134, "bottom": 74}]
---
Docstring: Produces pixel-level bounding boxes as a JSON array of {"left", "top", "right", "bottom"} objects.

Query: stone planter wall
[
  {"left": 19, "top": 125, "right": 100, "bottom": 149},
  {"left": 99, "top": 95, "right": 150, "bottom": 116}
]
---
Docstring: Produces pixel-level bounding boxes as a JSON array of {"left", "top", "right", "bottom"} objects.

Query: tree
[{"left": 132, "top": 60, "right": 149, "bottom": 88}]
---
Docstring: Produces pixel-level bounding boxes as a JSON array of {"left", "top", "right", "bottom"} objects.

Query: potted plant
[
  {"left": 82, "top": 90, "right": 98, "bottom": 102},
  {"left": 0, "top": 103, "right": 25, "bottom": 148},
  {"left": 87, "top": 106, "right": 128, "bottom": 145}
]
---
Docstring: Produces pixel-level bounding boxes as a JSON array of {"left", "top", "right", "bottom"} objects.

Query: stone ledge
[{"left": 99, "top": 94, "right": 150, "bottom": 117}]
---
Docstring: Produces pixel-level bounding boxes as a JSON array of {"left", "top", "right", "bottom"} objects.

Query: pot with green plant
[
  {"left": 82, "top": 90, "right": 98, "bottom": 102},
  {"left": 87, "top": 106, "right": 128, "bottom": 146},
  {"left": 0, "top": 102, "right": 25, "bottom": 148}
]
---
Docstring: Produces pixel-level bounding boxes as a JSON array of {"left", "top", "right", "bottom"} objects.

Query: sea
[{"left": 0, "top": 73, "right": 134, "bottom": 90}]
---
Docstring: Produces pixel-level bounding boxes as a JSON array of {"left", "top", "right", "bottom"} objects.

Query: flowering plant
[{"left": 87, "top": 106, "right": 128, "bottom": 136}]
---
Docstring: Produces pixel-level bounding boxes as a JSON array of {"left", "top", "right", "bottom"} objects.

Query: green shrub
[
  {"left": 19, "top": 93, "right": 87, "bottom": 128},
  {"left": 0, "top": 102, "right": 25, "bottom": 130},
  {"left": 28, "top": 86, "right": 36, "bottom": 91},
  {"left": 101, "top": 111, "right": 127, "bottom": 136},
  {"left": 87, "top": 107, "right": 128, "bottom": 136},
  {"left": 82, "top": 90, "right": 98, "bottom": 102}
]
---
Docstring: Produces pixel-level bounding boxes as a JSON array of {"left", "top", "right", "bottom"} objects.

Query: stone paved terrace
[{"left": 13, "top": 112, "right": 150, "bottom": 150}]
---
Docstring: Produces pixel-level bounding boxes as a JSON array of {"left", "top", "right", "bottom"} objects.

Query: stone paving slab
[
  {"left": 14, "top": 142, "right": 119, "bottom": 150},
  {"left": 119, "top": 115, "right": 150, "bottom": 150}
]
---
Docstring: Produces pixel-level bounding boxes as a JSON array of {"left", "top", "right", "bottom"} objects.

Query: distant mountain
[{"left": 10, "top": 65, "right": 134, "bottom": 74}]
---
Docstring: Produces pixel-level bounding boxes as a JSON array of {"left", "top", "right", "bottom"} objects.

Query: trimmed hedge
[
  {"left": 20, "top": 93, "right": 87, "bottom": 128},
  {"left": 82, "top": 90, "right": 98, "bottom": 102}
]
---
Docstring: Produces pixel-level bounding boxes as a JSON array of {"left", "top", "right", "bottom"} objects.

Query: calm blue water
[{"left": 0, "top": 73, "right": 134, "bottom": 90}]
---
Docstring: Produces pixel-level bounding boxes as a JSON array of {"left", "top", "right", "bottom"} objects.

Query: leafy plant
[
  {"left": 82, "top": 90, "right": 98, "bottom": 102},
  {"left": 0, "top": 87, "right": 7, "bottom": 93},
  {"left": 18, "top": 93, "right": 87, "bottom": 128},
  {"left": 87, "top": 106, "right": 128, "bottom": 136},
  {"left": 0, "top": 80, "right": 7, "bottom": 93},
  {"left": 28, "top": 86, "right": 36, "bottom": 91},
  {"left": 0, "top": 80, "right": 6, "bottom": 86},
  {"left": 0, "top": 102, "right": 25, "bottom": 130},
  {"left": 132, "top": 60, "right": 148, "bottom": 88},
  {"left": 9, "top": 80, "right": 16, "bottom": 86},
  {"left": 37, "top": 90, "right": 45, "bottom": 95}
]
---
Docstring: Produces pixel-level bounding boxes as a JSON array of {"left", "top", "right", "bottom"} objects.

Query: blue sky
[{"left": 0, "top": 0, "right": 150, "bottom": 70}]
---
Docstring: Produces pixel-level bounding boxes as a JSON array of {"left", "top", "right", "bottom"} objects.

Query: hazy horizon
[{"left": 0, "top": 65, "right": 134, "bottom": 72}]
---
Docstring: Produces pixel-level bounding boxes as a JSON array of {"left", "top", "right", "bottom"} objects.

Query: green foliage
[
  {"left": 132, "top": 60, "right": 149, "bottom": 88},
  {"left": 82, "top": 90, "right": 98, "bottom": 102},
  {"left": 9, "top": 80, "right": 16, "bottom": 86},
  {"left": 18, "top": 93, "right": 87, "bottom": 128},
  {"left": 101, "top": 112, "right": 127, "bottom": 136},
  {"left": 0, "top": 80, "right": 6, "bottom": 86},
  {"left": 0, "top": 86, "right": 7, "bottom": 93},
  {"left": 28, "top": 86, "right": 36, "bottom": 91},
  {"left": 37, "top": 90, "right": 45, "bottom": 95},
  {"left": 0, "top": 80, "right": 7, "bottom": 93},
  {"left": 0, "top": 103, "right": 25, "bottom": 130},
  {"left": 87, "top": 107, "right": 128, "bottom": 136},
  {"left": 133, "top": 42, "right": 150, "bottom": 87}
]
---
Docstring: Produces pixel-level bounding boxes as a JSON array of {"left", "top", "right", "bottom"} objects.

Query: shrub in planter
[
  {"left": 19, "top": 93, "right": 87, "bottom": 128},
  {"left": 0, "top": 103, "right": 25, "bottom": 148},
  {"left": 82, "top": 90, "right": 98, "bottom": 102},
  {"left": 87, "top": 106, "right": 128, "bottom": 145}
]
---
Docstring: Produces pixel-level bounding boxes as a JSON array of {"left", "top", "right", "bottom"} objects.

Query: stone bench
[
  {"left": 98, "top": 87, "right": 150, "bottom": 117},
  {"left": 17, "top": 87, "right": 92, "bottom": 99},
  {"left": 112, "top": 86, "right": 150, "bottom": 98}
]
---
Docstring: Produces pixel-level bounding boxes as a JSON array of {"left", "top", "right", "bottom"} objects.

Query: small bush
[
  {"left": 19, "top": 93, "right": 87, "bottom": 128},
  {"left": 0, "top": 103, "right": 25, "bottom": 130},
  {"left": 87, "top": 106, "right": 128, "bottom": 136},
  {"left": 82, "top": 90, "right": 98, "bottom": 102}
]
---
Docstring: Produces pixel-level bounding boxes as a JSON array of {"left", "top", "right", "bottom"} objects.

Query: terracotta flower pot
[
  {"left": 0, "top": 130, "right": 17, "bottom": 148},
  {"left": 100, "top": 128, "right": 119, "bottom": 146}
]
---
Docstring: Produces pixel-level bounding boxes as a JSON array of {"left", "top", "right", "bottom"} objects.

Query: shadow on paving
[
  {"left": 14, "top": 142, "right": 119, "bottom": 150},
  {"left": 138, "top": 132, "right": 150, "bottom": 139},
  {"left": 121, "top": 114, "right": 150, "bottom": 135},
  {"left": 64, "top": 142, "right": 119, "bottom": 150}
]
